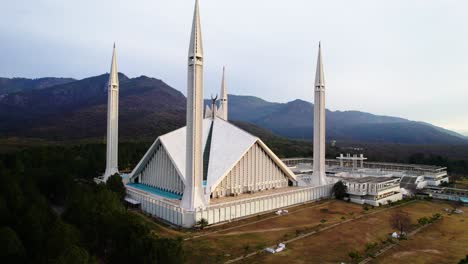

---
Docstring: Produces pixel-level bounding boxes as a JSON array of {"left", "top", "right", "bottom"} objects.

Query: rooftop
[{"left": 337, "top": 176, "right": 399, "bottom": 184}]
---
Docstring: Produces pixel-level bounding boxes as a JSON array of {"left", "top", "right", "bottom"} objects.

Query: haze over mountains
[{"left": 0, "top": 73, "right": 466, "bottom": 145}]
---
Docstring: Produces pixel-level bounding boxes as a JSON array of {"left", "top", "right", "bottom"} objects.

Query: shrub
[
  {"left": 320, "top": 219, "right": 327, "bottom": 224},
  {"left": 320, "top": 208, "right": 329, "bottom": 213},
  {"left": 332, "top": 181, "right": 348, "bottom": 200},
  {"left": 417, "top": 217, "right": 429, "bottom": 226},
  {"left": 365, "top": 242, "right": 378, "bottom": 252},
  {"left": 348, "top": 251, "right": 360, "bottom": 260},
  {"left": 196, "top": 218, "right": 208, "bottom": 230}
]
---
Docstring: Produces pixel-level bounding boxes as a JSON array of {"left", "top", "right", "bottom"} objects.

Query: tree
[
  {"left": 45, "top": 220, "right": 81, "bottom": 260},
  {"left": 54, "top": 245, "right": 94, "bottom": 264},
  {"left": 332, "top": 181, "right": 348, "bottom": 200},
  {"left": 106, "top": 173, "right": 126, "bottom": 201},
  {"left": 196, "top": 218, "right": 208, "bottom": 230},
  {"left": 0, "top": 227, "right": 26, "bottom": 264},
  {"left": 390, "top": 210, "right": 411, "bottom": 235}
]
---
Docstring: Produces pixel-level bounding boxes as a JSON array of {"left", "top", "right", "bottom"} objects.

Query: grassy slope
[{"left": 134, "top": 200, "right": 467, "bottom": 264}]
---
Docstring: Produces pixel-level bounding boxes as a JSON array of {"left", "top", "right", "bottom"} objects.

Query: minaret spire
[
  {"left": 103, "top": 44, "right": 120, "bottom": 181},
  {"left": 181, "top": 0, "right": 206, "bottom": 211},
  {"left": 219, "top": 66, "right": 228, "bottom": 120},
  {"left": 189, "top": 0, "right": 203, "bottom": 61},
  {"left": 312, "top": 42, "right": 327, "bottom": 186},
  {"left": 315, "top": 42, "right": 325, "bottom": 87}
]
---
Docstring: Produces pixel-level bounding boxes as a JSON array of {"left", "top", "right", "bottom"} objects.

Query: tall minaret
[
  {"left": 219, "top": 66, "right": 228, "bottom": 120},
  {"left": 312, "top": 43, "right": 327, "bottom": 185},
  {"left": 181, "top": 0, "right": 206, "bottom": 210},
  {"left": 103, "top": 44, "right": 119, "bottom": 182}
]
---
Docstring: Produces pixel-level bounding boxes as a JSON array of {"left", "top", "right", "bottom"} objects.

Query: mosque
[
  {"left": 95, "top": 0, "right": 331, "bottom": 227},
  {"left": 96, "top": 1, "right": 447, "bottom": 227}
]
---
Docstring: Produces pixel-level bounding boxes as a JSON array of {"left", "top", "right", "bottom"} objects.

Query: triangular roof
[{"left": 130, "top": 118, "right": 297, "bottom": 194}]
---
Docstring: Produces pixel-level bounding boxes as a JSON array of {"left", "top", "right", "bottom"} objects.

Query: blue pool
[{"left": 127, "top": 183, "right": 182, "bottom": 200}]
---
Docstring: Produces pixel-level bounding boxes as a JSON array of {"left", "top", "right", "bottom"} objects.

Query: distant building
[
  {"left": 334, "top": 176, "right": 402, "bottom": 206},
  {"left": 283, "top": 154, "right": 449, "bottom": 204}
]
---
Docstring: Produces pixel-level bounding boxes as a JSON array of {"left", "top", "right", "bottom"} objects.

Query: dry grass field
[
  {"left": 375, "top": 203, "right": 468, "bottom": 264},
  {"left": 246, "top": 201, "right": 467, "bottom": 264},
  {"left": 140, "top": 199, "right": 467, "bottom": 264}
]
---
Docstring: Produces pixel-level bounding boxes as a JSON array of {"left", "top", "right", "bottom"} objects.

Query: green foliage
[
  {"left": 53, "top": 245, "right": 95, "bottom": 264},
  {"left": 196, "top": 218, "right": 209, "bottom": 230},
  {"left": 348, "top": 250, "right": 360, "bottom": 260},
  {"left": 458, "top": 255, "right": 468, "bottom": 264},
  {"left": 332, "top": 181, "right": 348, "bottom": 200},
  {"left": 418, "top": 217, "right": 430, "bottom": 226},
  {"left": 320, "top": 208, "right": 329, "bottom": 213},
  {"left": 364, "top": 242, "right": 378, "bottom": 252},
  {"left": 320, "top": 219, "right": 327, "bottom": 224},
  {"left": 106, "top": 173, "right": 126, "bottom": 200},
  {"left": 0, "top": 145, "right": 184, "bottom": 263},
  {"left": 0, "top": 227, "right": 26, "bottom": 264}
]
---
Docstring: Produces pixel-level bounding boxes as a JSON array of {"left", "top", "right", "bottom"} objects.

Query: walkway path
[
  {"left": 359, "top": 220, "right": 436, "bottom": 264},
  {"left": 225, "top": 200, "right": 417, "bottom": 264},
  {"left": 185, "top": 200, "right": 331, "bottom": 241}
]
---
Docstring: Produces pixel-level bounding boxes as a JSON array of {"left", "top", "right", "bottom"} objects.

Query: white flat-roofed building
[{"left": 332, "top": 176, "right": 402, "bottom": 206}]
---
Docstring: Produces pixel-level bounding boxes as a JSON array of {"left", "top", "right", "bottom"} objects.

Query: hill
[
  {"left": 225, "top": 96, "right": 467, "bottom": 145},
  {"left": 0, "top": 77, "right": 75, "bottom": 94},
  {"left": 0, "top": 74, "right": 467, "bottom": 145}
]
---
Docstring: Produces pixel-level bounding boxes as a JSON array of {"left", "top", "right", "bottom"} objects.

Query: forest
[{"left": 0, "top": 144, "right": 183, "bottom": 263}]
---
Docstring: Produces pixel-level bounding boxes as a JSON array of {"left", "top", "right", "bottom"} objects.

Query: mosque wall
[
  {"left": 126, "top": 184, "right": 333, "bottom": 228},
  {"left": 138, "top": 142, "right": 184, "bottom": 195},
  {"left": 211, "top": 142, "right": 289, "bottom": 198}
]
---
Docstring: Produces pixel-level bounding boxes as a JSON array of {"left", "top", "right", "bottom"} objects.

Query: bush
[
  {"left": 417, "top": 217, "right": 429, "bottom": 226},
  {"left": 348, "top": 251, "right": 360, "bottom": 260},
  {"left": 196, "top": 218, "right": 208, "bottom": 230},
  {"left": 320, "top": 219, "right": 327, "bottom": 224},
  {"left": 106, "top": 173, "right": 126, "bottom": 201},
  {"left": 332, "top": 181, "right": 348, "bottom": 200},
  {"left": 365, "top": 242, "right": 378, "bottom": 252},
  {"left": 320, "top": 208, "right": 329, "bottom": 213}
]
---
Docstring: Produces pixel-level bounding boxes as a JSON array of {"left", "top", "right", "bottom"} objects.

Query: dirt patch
[{"left": 392, "top": 249, "right": 442, "bottom": 258}]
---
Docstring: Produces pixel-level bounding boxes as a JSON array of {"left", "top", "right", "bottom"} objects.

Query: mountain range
[{"left": 0, "top": 73, "right": 466, "bottom": 145}]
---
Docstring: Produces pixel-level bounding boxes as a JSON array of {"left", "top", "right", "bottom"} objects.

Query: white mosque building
[{"left": 102, "top": 0, "right": 332, "bottom": 227}]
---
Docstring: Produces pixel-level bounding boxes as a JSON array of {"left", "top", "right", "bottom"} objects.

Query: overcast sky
[{"left": 1, "top": 0, "right": 467, "bottom": 134}]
